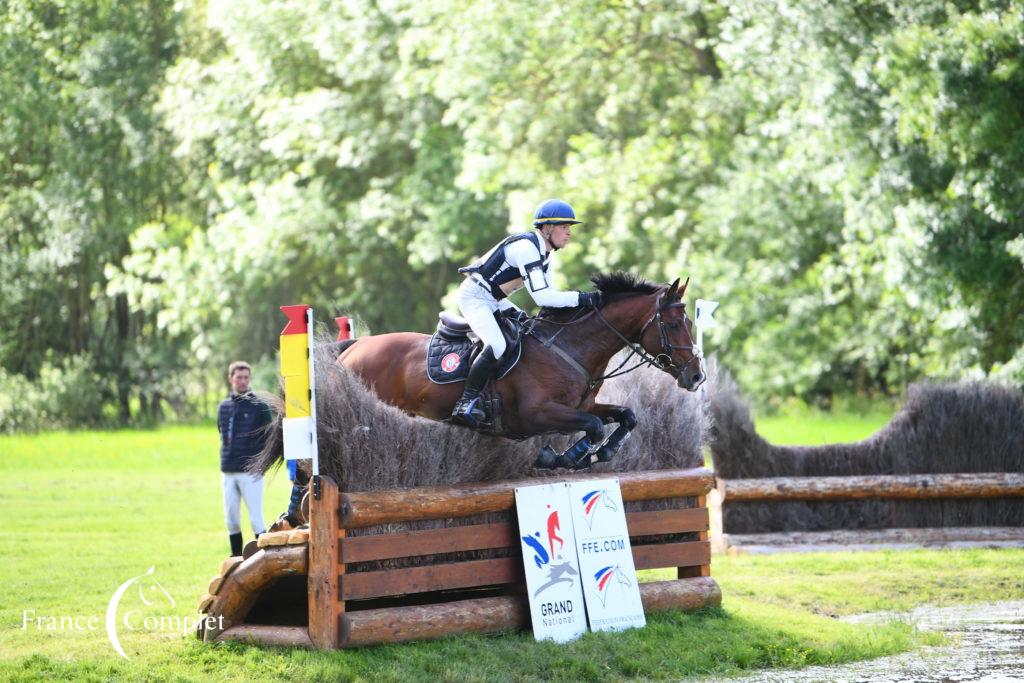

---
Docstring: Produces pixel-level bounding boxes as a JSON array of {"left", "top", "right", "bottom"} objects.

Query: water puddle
[{"left": 728, "top": 601, "right": 1024, "bottom": 682}]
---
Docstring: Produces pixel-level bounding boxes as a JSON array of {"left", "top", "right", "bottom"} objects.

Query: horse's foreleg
[
  {"left": 530, "top": 403, "right": 605, "bottom": 470},
  {"left": 588, "top": 403, "right": 637, "bottom": 463}
]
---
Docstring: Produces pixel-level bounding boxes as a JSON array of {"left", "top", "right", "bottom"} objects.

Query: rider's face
[{"left": 545, "top": 223, "right": 573, "bottom": 249}]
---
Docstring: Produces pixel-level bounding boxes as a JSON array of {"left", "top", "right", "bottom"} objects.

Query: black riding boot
[
  {"left": 451, "top": 347, "right": 499, "bottom": 427},
  {"left": 229, "top": 532, "right": 243, "bottom": 557}
]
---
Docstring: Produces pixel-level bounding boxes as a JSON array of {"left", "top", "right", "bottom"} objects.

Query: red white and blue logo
[
  {"left": 593, "top": 564, "right": 632, "bottom": 606},
  {"left": 580, "top": 488, "right": 617, "bottom": 529},
  {"left": 521, "top": 506, "right": 578, "bottom": 598}
]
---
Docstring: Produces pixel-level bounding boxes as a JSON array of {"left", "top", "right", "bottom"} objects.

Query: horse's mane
[
  {"left": 537, "top": 271, "right": 660, "bottom": 320},
  {"left": 590, "top": 271, "right": 660, "bottom": 300}
]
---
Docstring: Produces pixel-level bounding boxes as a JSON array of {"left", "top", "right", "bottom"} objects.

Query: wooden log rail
[
  {"left": 308, "top": 467, "right": 719, "bottom": 649},
  {"left": 339, "top": 467, "right": 716, "bottom": 528},
  {"left": 720, "top": 472, "right": 1024, "bottom": 502}
]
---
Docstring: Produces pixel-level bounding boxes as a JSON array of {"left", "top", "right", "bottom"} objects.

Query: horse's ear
[
  {"left": 679, "top": 276, "right": 690, "bottom": 298},
  {"left": 666, "top": 278, "right": 680, "bottom": 297}
]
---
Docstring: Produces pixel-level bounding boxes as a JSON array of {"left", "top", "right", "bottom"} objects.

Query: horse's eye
[{"left": 668, "top": 322, "right": 681, "bottom": 330}]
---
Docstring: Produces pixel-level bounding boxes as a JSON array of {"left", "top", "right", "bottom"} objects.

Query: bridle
[
  {"left": 600, "top": 291, "right": 703, "bottom": 380},
  {"left": 529, "top": 288, "right": 703, "bottom": 396}
]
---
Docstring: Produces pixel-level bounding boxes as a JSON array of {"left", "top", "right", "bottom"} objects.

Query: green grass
[
  {"left": 755, "top": 408, "right": 895, "bottom": 446},
  {"left": 0, "top": 424, "right": 1019, "bottom": 681}
]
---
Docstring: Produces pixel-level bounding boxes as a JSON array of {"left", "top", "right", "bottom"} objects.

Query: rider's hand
[
  {"left": 501, "top": 308, "right": 529, "bottom": 324},
  {"left": 578, "top": 291, "right": 603, "bottom": 309}
]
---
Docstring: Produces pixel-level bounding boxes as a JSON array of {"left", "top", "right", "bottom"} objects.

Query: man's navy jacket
[{"left": 217, "top": 392, "right": 273, "bottom": 473}]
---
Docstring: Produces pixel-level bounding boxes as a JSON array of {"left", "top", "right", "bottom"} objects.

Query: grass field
[
  {"left": 1, "top": 418, "right": 1020, "bottom": 681},
  {"left": 755, "top": 406, "right": 895, "bottom": 446}
]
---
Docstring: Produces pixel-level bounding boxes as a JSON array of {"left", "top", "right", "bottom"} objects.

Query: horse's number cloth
[{"left": 426, "top": 330, "right": 523, "bottom": 384}]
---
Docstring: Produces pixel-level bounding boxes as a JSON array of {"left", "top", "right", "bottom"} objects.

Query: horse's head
[{"left": 638, "top": 277, "right": 705, "bottom": 391}]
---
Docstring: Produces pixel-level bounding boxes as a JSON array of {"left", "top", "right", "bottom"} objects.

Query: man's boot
[
  {"left": 229, "top": 532, "right": 243, "bottom": 557},
  {"left": 451, "top": 347, "right": 499, "bottom": 428}
]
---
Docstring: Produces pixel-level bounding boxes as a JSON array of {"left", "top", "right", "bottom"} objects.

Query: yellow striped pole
[{"left": 280, "top": 305, "right": 319, "bottom": 484}]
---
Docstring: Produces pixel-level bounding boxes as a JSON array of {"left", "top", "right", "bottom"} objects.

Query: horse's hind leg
[{"left": 589, "top": 403, "right": 637, "bottom": 462}]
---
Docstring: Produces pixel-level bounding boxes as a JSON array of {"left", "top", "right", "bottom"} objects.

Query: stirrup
[{"left": 451, "top": 397, "right": 485, "bottom": 426}]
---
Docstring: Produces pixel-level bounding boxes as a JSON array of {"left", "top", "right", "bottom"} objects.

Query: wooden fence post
[{"left": 308, "top": 475, "right": 341, "bottom": 648}]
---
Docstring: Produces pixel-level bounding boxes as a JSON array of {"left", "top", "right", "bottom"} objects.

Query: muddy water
[{"left": 728, "top": 601, "right": 1024, "bottom": 682}]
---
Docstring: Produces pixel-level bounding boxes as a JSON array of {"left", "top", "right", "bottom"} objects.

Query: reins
[{"left": 526, "top": 290, "right": 701, "bottom": 400}]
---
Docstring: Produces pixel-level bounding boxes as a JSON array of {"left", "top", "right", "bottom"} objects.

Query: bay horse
[{"left": 335, "top": 272, "right": 705, "bottom": 469}]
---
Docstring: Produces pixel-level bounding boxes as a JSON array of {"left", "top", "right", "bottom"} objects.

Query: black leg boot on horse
[{"left": 451, "top": 347, "right": 499, "bottom": 428}]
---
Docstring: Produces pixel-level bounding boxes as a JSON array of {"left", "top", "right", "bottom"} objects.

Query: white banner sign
[
  {"left": 567, "top": 479, "right": 646, "bottom": 632},
  {"left": 514, "top": 483, "right": 587, "bottom": 643},
  {"left": 694, "top": 299, "right": 719, "bottom": 357}
]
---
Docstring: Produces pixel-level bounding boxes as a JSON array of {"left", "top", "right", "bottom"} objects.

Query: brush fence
[
  {"left": 713, "top": 472, "right": 1024, "bottom": 553},
  {"left": 198, "top": 466, "right": 721, "bottom": 649}
]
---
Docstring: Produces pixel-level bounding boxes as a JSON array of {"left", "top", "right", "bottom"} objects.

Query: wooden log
[
  {"left": 339, "top": 467, "right": 715, "bottom": 528},
  {"left": 340, "top": 522, "right": 516, "bottom": 564},
  {"left": 633, "top": 541, "right": 710, "bottom": 571},
  {"left": 202, "top": 545, "right": 307, "bottom": 643},
  {"left": 197, "top": 593, "right": 215, "bottom": 614},
  {"left": 708, "top": 483, "right": 726, "bottom": 555},
  {"left": 287, "top": 528, "right": 310, "bottom": 545},
  {"left": 627, "top": 508, "right": 708, "bottom": 537},
  {"left": 721, "top": 472, "right": 1024, "bottom": 502},
  {"left": 341, "top": 557, "right": 522, "bottom": 601},
  {"left": 219, "top": 556, "right": 243, "bottom": 578},
  {"left": 340, "top": 509, "right": 709, "bottom": 565},
  {"left": 677, "top": 495, "right": 711, "bottom": 578},
  {"left": 258, "top": 530, "right": 290, "bottom": 548},
  {"left": 308, "top": 475, "right": 341, "bottom": 649},
  {"left": 339, "top": 595, "right": 529, "bottom": 648},
  {"left": 338, "top": 577, "right": 721, "bottom": 648},
  {"left": 724, "top": 526, "right": 1024, "bottom": 554},
  {"left": 207, "top": 575, "right": 223, "bottom": 596},
  {"left": 639, "top": 577, "right": 722, "bottom": 611},
  {"left": 217, "top": 624, "right": 313, "bottom": 648},
  {"left": 339, "top": 541, "right": 709, "bottom": 601}
]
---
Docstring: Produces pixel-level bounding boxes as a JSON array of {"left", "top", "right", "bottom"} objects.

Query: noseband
[{"left": 636, "top": 293, "right": 703, "bottom": 377}]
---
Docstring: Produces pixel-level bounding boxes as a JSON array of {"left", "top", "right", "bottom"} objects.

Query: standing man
[{"left": 217, "top": 361, "right": 271, "bottom": 556}]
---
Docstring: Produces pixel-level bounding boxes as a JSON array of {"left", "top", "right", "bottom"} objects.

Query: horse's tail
[{"left": 325, "top": 338, "right": 358, "bottom": 359}]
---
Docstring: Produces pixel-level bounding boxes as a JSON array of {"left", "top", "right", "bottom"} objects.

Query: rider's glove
[
  {"left": 497, "top": 307, "right": 528, "bottom": 323},
  {"left": 578, "top": 290, "right": 603, "bottom": 309},
  {"left": 501, "top": 308, "right": 529, "bottom": 324}
]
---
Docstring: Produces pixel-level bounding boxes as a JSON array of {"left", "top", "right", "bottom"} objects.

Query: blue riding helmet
[{"left": 533, "top": 199, "right": 583, "bottom": 227}]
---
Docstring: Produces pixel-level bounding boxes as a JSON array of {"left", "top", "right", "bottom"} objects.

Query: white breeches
[
  {"left": 222, "top": 472, "right": 266, "bottom": 535},
  {"left": 458, "top": 278, "right": 507, "bottom": 359}
]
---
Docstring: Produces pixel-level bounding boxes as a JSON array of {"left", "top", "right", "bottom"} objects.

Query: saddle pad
[{"left": 426, "top": 334, "right": 523, "bottom": 385}]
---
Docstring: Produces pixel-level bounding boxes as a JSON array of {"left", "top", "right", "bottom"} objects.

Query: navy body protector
[{"left": 458, "top": 232, "right": 549, "bottom": 301}]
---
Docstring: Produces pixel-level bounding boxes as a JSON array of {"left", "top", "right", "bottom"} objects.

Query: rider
[{"left": 451, "top": 198, "right": 603, "bottom": 426}]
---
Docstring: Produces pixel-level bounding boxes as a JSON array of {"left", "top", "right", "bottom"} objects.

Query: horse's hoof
[
  {"left": 595, "top": 446, "right": 614, "bottom": 463},
  {"left": 535, "top": 446, "right": 574, "bottom": 469},
  {"left": 534, "top": 446, "right": 559, "bottom": 469}
]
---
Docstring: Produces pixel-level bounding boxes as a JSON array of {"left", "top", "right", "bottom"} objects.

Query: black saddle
[{"left": 426, "top": 311, "right": 524, "bottom": 385}]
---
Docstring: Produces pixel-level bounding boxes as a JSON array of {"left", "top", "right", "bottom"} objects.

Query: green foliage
[
  {"left": 2, "top": 0, "right": 1024, "bottom": 428},
  {"left": 0, "top": 355, "right": 108, "bottom": 432}
]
